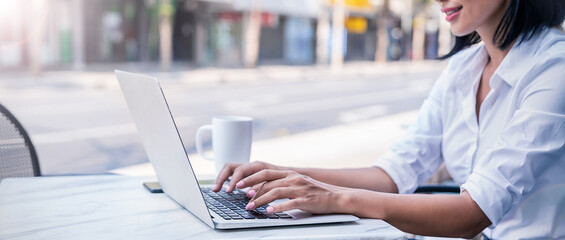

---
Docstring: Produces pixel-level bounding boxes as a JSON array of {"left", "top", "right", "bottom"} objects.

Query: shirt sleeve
[
  {"left": 373, "top": 66, "right": 449, "bottom": 194},
  {"left": 461, "top": 62, "right": 565, "bottom": 226}
]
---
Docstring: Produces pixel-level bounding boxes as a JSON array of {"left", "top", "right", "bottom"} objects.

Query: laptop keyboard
[{"left": 201, "top": 187, "right": 293, "bottom": 220}]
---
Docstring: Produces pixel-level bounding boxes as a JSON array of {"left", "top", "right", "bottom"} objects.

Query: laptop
[{"left": 114, "top": 70, "right": 359, "bottom": 229}]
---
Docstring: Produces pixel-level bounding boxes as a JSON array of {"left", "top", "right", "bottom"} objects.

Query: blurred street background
[
  {"left": 1, "top": 0, "right": 452, "bottom": 176},
  {"left": 0, "top": 61, "right": 444, "bottom": 176}
]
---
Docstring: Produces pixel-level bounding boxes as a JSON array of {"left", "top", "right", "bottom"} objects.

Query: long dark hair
[{"left": 439, "top": 0, "right": 565, "bottom": 60}]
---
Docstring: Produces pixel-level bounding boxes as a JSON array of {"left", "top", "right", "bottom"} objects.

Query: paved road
[{"left": 0, "top": 62, "right": 445, "bottom": 175}]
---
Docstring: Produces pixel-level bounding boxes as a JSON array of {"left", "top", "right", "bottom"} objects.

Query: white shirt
[{"left": 374, "top": 27, "right": 565, "bottom": 239}]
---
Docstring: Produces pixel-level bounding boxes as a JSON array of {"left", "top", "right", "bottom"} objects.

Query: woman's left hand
[{"left": 235, "top": 169, "right": 350, "bottom": 214}]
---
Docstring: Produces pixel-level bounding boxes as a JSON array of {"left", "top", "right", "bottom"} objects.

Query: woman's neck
[{"left": 477, "top": 27, "right": 514, "bottom": 68}]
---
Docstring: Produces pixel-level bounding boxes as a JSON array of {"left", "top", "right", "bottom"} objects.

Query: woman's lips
[{"left": 442, "top": 6, "right": 463, "bottom": 22}]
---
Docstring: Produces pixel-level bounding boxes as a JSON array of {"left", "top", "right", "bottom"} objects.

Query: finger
[
  {"left": 247, "top": 183, "right": 263, "bottom": 198},
  {"left": 228, "top": 162, "right": 265, "bottom": 192},
  {"left": 237, "top": 170, "right": 292, "bottom": 189},
  {"left": 249, "top": 174, "right": 309, "bottom": 199},
  {"left": 226, "top": 164, "right": 255, "bottom": 193},
  {"left": 245, "top": 187, "right": 297, "bottom": 211},
  {"left": 214, "top": 163, "right": 241, "bottom": 192},
  {"left": 266, "top": 199, "right": 304, "bottom": 213},
  {"left": 250, "top": 178, "right": 288, "bottom": 202}
]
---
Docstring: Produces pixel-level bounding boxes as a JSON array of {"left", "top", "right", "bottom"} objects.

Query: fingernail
[
  {"left": 266, "top": 206, "right": 274, "bottom": 213},
  {"left": 236, "top": 180, "right": 244, "bottom": 188},
  {"left": 247, "top": 189, "right": 256, "bottom": 198},
  {"left": 246, "top": 202, "right": 255, "bottom": 210},
  {"left": 213, "top": 184, "right": 218, "bottom": 191}
]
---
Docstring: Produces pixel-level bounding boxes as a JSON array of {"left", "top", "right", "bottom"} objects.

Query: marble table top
[{"left": 0, "top": 175, "right": 406, "bottom": 240}]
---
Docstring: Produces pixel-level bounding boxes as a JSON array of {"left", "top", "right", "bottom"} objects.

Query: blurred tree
[
  {"left": 28, "top": 0, "right": 48, "bottom": 76},
  {"left": 159, "top": 0, "right": 176, "bottom": 71},
  {"left": 316, "top": 5, "right": 330, "bottom": 65},
  {"left": 375, "top": 0, "right": 390, "bottom": 62},
  {"left": 411, "top": 0, "right": 434, "bottom": 60},
  {"left": 331, "top": 0, "right": 346, "bottom": 70},
  {"left": 244, "top": 0, "right": 262, "bottom": 68}
]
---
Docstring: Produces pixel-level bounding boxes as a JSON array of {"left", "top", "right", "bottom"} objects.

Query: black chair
[
  {"left": 0, "top": 103, "right": 40, "bottom": 180},
  {"left": 415, "top": 165, "right": 460, "bottom": 194},
  {"left": 408, "top": 184, "right": 470, "bottom": 240},
  {"left": 415, "top": 184, "right": 460, "bottom": 194}
]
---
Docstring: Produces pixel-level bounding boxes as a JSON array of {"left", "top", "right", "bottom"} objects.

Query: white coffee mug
[{"left": 195, "top": 116, "right": 253, "bottom": 174}]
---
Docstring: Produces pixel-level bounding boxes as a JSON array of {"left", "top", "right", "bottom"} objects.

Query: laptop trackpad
[{"left": 270, "top": 199, "right": 313, "bottom": 219}]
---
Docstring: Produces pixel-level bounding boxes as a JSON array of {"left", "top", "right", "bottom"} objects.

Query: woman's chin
[{"left": 450, "top": 27, "right": 473, "bottom": 37}]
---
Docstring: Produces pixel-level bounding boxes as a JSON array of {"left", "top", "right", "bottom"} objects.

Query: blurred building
[
  {"left": 0, "top": 0, "right": 449, "bottom": 72},
  {"left": 197, "top": 0, "right": 320, "bottom": 66}
]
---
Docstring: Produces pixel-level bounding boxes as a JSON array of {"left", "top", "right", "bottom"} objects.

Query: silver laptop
[{"left": 114, "top": 70, "right": 359, "bottom": 229}]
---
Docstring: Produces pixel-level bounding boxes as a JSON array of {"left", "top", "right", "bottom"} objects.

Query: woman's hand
[
  {"left": 237, "top": 169, "right": 350, "bottom": 215},
  {"left": 214, "top": 161, "right": 287, "bottom": 194}
]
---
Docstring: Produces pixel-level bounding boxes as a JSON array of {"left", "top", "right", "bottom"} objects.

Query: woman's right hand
[{"left": 213, "top": 161, "right": 287, "bottom": 195}]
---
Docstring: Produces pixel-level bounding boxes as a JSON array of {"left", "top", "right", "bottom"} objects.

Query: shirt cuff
[
  {"left": 460, "top": 172, "right": 511, "bottom": 227},
  {"left": 373, "top": 152, "right": 419, "bottom": 194}
]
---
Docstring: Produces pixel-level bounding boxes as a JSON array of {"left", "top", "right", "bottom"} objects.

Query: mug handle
[{"left": 195, "top": 125, "right": 214, "bottom": 161}]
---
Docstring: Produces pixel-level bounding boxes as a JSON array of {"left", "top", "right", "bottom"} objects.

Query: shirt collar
[
  {"left": 494, "top": 28, "right": 554, "bottom": 88},
  {"left": 455, "top": 45, "right": 489, "bottom": 94},
  {"left": 451, "top": 28, "right": 560, "bottom": 94}
]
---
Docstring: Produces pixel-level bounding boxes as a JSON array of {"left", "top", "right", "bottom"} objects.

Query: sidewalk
[
  {"left": 110, "top": 110, "right": 419, "bottom": 178},
  {"left": 0, "top": 61, "right": 446, "bottom": 90},
  {"left": 1, "top": 61, "right": 438, "bottom": 177}
]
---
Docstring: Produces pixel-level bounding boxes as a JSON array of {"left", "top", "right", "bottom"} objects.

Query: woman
[{"left": 214, "top": 0, "right": 565, "bottom": 238}]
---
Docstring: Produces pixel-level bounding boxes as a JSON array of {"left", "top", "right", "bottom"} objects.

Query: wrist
[
  {"left": 336, "top": 189, "right": 387, "bottom": 219},
  {"left": 333, "top": 188, "right": 358, "bottom": 215}
]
